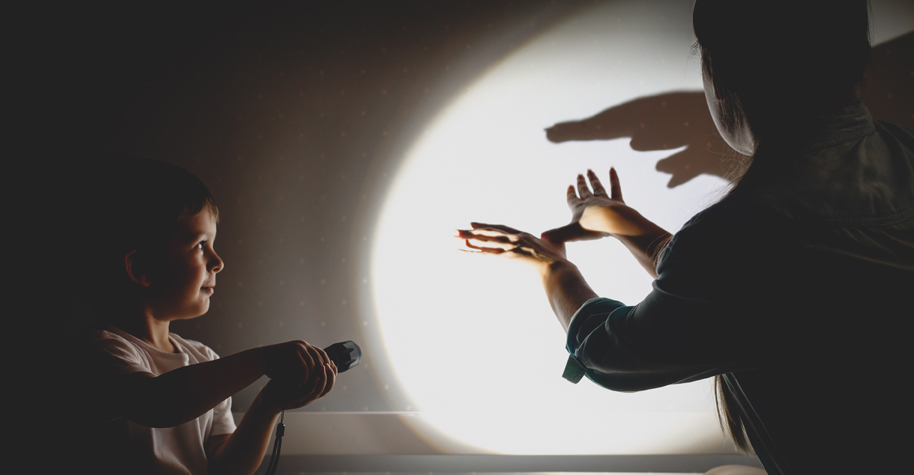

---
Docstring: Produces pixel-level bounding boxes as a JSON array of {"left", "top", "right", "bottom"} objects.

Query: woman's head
[{"left": 693, "top": 0, "right": 871, "bottom": 153}]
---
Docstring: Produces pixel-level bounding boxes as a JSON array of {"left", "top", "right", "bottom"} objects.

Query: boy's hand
[
  {"left": 263, "top": 340, "right": 327, "bottom": 383},
  {"left": 206, "top": 352, "right": 338, "bottom": 475},
  {"left": 257, "top": 362, "right": 337, "bottom": 414}
]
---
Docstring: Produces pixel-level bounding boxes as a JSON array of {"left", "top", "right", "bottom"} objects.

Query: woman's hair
[
  {"left": 691, "top": 0, "right": 871, "bottom": 451},
  {"left": 67, "top": 159, "right": 219, "bottom": 321},
  {"left": 694, "top": 0, "right": 871, "bottom": 150}
]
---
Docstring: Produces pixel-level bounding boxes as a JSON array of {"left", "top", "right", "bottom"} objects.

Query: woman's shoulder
[
  {"left": 676, "top": 192, "right": 785, "bottom": 239},
  {"left": 658, "top": 192, "right": 808, "bottom": 275},
  {"left": 873, "top": 120, "right": 914, "bottom": 148}
]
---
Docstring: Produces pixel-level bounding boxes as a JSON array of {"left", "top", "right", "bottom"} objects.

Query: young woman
[{"left": 461, "top": 1, "right": 914, "bottom": 474}]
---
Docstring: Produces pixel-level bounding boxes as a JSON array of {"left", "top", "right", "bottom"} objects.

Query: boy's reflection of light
[{"left": 369, "top": 0, "right": 736, "bottom": 455}]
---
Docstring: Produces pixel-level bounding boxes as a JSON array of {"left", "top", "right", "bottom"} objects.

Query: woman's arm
[
  {"left": 460, "top": 169, "right": 666, "bottom": 329},
  {"left": 462, "top": 174, "right": 764, "bottom": 392},
  {"left": 564, "top": 210, "right": 772, "bottom": 391},
  {"left": 460, "top": 223, "right": 597, "bottom": 330}
]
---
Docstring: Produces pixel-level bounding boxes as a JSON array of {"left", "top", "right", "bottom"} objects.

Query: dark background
[
  {"left": 20, "top": 0, "right": 911, "bottom": 416},
  {"left": 23, "top": 0, "right": 590, "bottom": 412}
]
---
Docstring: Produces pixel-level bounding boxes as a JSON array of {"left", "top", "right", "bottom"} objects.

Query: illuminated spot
[{"left": 371, "top": 0, "right": 729, "bottom": 455}]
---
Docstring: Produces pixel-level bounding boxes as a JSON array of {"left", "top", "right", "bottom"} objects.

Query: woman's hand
[
  {"left": 458, "top": 222, "right": 598, "bottom": 331},
  {"left": 542, "top": 168, "right": 648, "bottom": 244},
  {"left": 458, "top": 222, "right": 569, "bottom": 279},
  {"left": 543, "top": 168, "right": 671, "bottom": 278}
]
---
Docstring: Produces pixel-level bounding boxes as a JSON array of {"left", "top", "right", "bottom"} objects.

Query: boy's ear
[{"left": 124, "top": 250, "right": 153, "bottom": 287}]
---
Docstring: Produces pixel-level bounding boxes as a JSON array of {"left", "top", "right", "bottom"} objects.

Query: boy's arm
[
  {"left": 206, "top": 363, "right": 336, "bottom": 475},
  {"left": 107, "top": 341, "right": 322, "bottom": 428},
  {"left": 203, "top": 399, "right": 278, "bottom": 475}
]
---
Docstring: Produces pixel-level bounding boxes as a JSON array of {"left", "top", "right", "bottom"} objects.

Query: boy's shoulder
[
  {"left": 85, "top": 327, "right": 221, "bottom": 374},
  {"left": 169, "top": 332, "right": 222, "bottom": 362},
  {"left": 86, "top": 327, "right": 145, "bottom": 362},
  {"left": 81, "top": 327, "right": 153, "bottom": 380}
]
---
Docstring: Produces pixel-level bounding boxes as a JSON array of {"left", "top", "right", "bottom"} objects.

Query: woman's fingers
[
  {"left": 576, "top": 174, "right": 593, "bottom": 199},
  {"left": 566, "top": 185, "right": 581, "bottom": 209},
  {"left": 609, "top": 167, "right": 623, "bottom": 202},
  {"left": 470, "top": 222, "right": 523, "bottom": 234},
  {"left": 587, "top": 169, "right": 607, "bottom": 196},
  {"left": 459, "top": 226, "right": 536, "bottom": 256},
  {"left": 458, "top": 229, "right": 515, "bottom": 243},
  {"left": 570, "top": 168, "right": 620, "bottom": 203},
  {"left": 465, "top": 239, "right": 531, "bottom": 256},
  {"left": 459, "top": 226, "right": 520, "bottom": 254},
  {"left": 463, "top": 238, "right": 509, "bottom": 254}
]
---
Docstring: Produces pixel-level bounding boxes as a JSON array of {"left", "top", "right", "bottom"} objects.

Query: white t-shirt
[{"left": 87, "top": 326, "right": 237, "bottom": 474}]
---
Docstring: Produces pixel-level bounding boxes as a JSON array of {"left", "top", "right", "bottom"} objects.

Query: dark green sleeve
[{"left": 563, "top": 208, "right": 770, "bottom": 391}]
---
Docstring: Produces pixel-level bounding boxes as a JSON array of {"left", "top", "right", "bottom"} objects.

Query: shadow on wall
[{"left": 545, "top": 32, "right": 913, "bottom": 188}]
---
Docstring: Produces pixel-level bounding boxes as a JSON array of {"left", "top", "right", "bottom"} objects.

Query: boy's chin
[
  {"left": 176, "top": 302, "right": 210, "bottom": 320},
  {"left": 192, "top": 304, "right": 210, "bottom": 318}
]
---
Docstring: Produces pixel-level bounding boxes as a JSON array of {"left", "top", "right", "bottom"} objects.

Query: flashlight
[{"left": 324, "top": 340, "right": 361, "bottom": 373}]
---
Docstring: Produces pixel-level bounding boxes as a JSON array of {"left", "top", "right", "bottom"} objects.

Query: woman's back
[{"left": 680, "top": 103, "right": 914, "bottom": 473}]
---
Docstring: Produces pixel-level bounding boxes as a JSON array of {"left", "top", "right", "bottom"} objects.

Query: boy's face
[{"left": 150, "top": 208, "right": 223, "bottom": 321}]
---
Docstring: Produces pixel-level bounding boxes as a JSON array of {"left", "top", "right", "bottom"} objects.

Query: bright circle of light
[{"left": 371, "top": 0, "right": 733, "bottom": 455}]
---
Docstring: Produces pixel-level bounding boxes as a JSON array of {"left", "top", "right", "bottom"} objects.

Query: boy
[{"left": 74, "top": 160, "right": 336, "bottom": 474}]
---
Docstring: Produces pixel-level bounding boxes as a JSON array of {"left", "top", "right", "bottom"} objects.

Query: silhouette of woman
[{"left": 461, "top": 1, "right": 913, "bottom": 474}]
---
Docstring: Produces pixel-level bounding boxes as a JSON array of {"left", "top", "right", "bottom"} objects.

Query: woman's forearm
[
  {"left": 580, "top": 204, "right": 671, "bottom": 279},
  {"left": 614, "top": 228, "right": 672, "bottom": 279},
  {"left": 542, "top": 260, "right": 599, "bottom": 331}
]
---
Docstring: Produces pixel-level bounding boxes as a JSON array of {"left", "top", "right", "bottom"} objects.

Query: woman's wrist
[{"left": 540, "top": 256, "right": 574, "bottom": 283}]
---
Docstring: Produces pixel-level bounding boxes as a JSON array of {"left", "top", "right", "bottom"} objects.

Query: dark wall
[
  {"left": 21, "top": 0, "right": 912, "bottom": 417},
  {"left": 25, "top": 0, "right": 587, "bottom": 412}
]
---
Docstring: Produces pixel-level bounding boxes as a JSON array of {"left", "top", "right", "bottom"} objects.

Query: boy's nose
[{"left": 210, "top": 252, "right": 224, "bottom": 273}]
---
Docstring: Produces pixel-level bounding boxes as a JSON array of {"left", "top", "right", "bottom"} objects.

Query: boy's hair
[
  {"left": 68, "top": 159, "right": 219, "bottom": 321},
  {"left": 113, "top": 159, "right": 219, "bottom": 257}
]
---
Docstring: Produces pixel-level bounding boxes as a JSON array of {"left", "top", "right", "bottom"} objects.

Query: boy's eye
[{"left": 196, "top": 241, "right": 207, "bottom": 250}]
